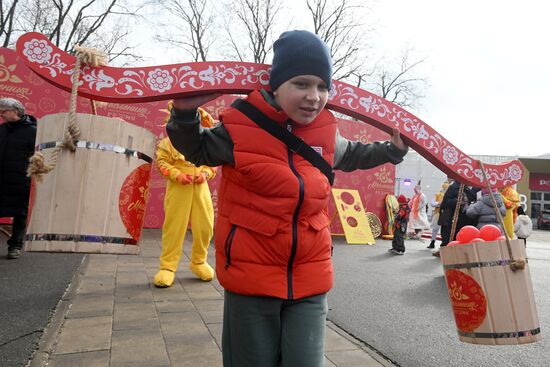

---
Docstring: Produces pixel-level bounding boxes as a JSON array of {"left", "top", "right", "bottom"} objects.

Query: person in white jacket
[
  {"left": 514, "top": 206, "right": 532, "bottom": 246},
  {"left": 408, "top": 183, "right": 430, "bottom": 239}
]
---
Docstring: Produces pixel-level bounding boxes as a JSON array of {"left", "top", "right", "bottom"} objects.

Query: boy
[{"left": 167, "top": 30, "right": 408, "bottom": 366}]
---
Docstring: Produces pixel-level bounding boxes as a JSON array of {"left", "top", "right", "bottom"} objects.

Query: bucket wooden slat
[
  {"left": 25, "top": 113, "right": 156, "bottom": 254},
  {"left": 440, "top": 239, "right": 541, "bottom": 345}
]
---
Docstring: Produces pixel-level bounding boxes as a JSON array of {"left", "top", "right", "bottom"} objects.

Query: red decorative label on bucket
[
  {"left": 119, "top": 164, "right": 151, "bottom": 241},
  {"left": 445, "top": 269, "right": 487, "bottom": 332}
]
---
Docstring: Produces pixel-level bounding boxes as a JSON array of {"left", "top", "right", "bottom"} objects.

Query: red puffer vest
[{"left": 215, "top": 90, "right": 337, "bottom": 300}]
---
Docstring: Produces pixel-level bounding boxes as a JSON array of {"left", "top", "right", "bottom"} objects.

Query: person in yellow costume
[
  {"left": 383, "top": 194, "right": 399, "bottom": 239},
  {"left": 500, "top": 185, "right": 520, "bottom": 239},
  {"left": 427, "top": 181, "right": 449, "bottom": 249},
  {"left": 153, "top": 106, "right": 217, "bottom": 287}
]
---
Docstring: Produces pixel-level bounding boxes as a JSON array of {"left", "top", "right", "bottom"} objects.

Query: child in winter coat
[
  {"left": 465, "top": 188, "right": 506, "bottom": 233},
  {"left": 390, "top": 194, "right": 410, "bottom": 255},
  {"left": 166, "top": 30, "right": 408, "bottom": 367},
  {"left": 514, "top": 206, "right": 532, "bottom": 245}
]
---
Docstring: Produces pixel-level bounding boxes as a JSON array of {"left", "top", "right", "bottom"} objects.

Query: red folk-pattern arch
[{"left": 16, "top": 32, "right": 523, "bottom": 188}]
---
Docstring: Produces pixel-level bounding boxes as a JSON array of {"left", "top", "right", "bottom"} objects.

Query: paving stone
[
  {"left": 169, "top": 351, "right": 222, "bottom": 367},
  {"left": 55, "top": 316, "right": 112, "bottom": 354},
  {"left": 325, "top": 356, "right": 337, "bottom": 367},
  {"left": 158, "top": 312, "right": 206, "bottom": 342},
  {"left": 182, "top": 283, "right": 222, "bottom": 301},
  {"left": 155, "top": 299, "right": 196, "bottom": 313},
  {"left": 111, "top": 328, "right": 169, "bottom": 367},
  {"left": 205, "top": 322, "right": 222, "bottom": 348},
  {"left": 325, "top": 326, "right": 361, "bottom": 352},
  {"left": 115, "top": 283, "right": 153, "bottom": 303},
  {"left": 325, "top": 349, "right": 382, "bottom": 367},
  {"left": 77, "top": 277, "right": 116, "bottom": 296},
  {"left": 48, "top": 350, "right": 110, "bottom": 367},
  {"left": 151, "top": 284, "right": 190, "bottom": 303},
  {"left": 165, "top": 339, "right": 221, "bottom": 365},
  {"left": 113, "top": 301, "right": 159, "bottom": 330},
  {"left": 66, "top": 294, "right": 114, "bottom": 319}
]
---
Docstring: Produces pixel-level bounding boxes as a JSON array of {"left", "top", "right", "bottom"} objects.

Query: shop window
[
  {"left": 531, "top": 192, "right": 542, "bottom": 200},
  {"left": 545, "top": 193, "right": 550, "bottom": 201},
  {"left": 531, "top": 203, "right": 541, "bottom": 219}
]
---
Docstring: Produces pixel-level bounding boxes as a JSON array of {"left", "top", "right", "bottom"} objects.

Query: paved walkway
[{"left": 29, "top": 229, "right": 395, "bottom": 367}]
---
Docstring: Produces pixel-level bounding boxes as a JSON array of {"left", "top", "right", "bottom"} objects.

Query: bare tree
[
  {"left": 5, "top": 0, "right": 144, "bottom": 65},
  {"left": 305, "top": 0, "right": 366, "bottom": 80},
  {"left": 223, "top": 0, "right": 283, "bottom": 63},
  {"left": 303, "top": 0, "right": 427, "bottom": 109},
  {"left": 1, "top": 0, "right": 20, "bottom": 47},
  {"left": 153, "top": 0, "right": 215, "bottom": 62},
  {"left": 365, "top": 48, "right": 428, "bottom": 110}
]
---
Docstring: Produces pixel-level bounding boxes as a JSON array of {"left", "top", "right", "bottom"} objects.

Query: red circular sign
[
  {"left": 119, "top": 164, "right": 151, "bottom": 241},
  {"left": 445, "top": 269, "right": 487, "bottom": 332}
]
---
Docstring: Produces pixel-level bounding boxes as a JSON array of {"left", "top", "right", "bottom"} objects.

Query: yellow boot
[
  {"left": 153, "top": 269, "right": 175, "bottom": 287},
  {"left": 189, "top": 262, "right": 214, "bottom": 281}
]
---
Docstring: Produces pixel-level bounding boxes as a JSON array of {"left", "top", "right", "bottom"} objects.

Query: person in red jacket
[{"left": 167, "top": 30, "right": 408, "bottom": 367}]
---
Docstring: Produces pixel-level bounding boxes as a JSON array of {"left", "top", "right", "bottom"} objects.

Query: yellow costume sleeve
[
  {"left": 198, "top": 107, "right": 216, "bottom": 128},
  {"left": 196, "top": 108, "right": 218, "bottom": 180},
  {"left": 156, "top": 137, "right": 182, "bottom": 182},
  {"left": 199, "top": 166, "right": 218, "bottom": 181}
]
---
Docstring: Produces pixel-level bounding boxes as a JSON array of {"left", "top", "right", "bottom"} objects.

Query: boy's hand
[
  {"left": 172, "top": 93, "right": 222, "bottom": 111},
  {"left": 391, "top": 128, "right": 407, "bottom": 151}
]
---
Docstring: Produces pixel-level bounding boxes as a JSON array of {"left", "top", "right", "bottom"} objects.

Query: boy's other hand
[{"left": 391, "top": 128, "right": 407, "bottom": 151}]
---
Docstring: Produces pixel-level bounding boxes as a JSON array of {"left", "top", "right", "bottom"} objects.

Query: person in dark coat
[
  {"left": 466, "top": 188, "right": 507, "bottom": 233},
  {"left": 433, "top": 179, "right": 479, "bottom": 257},
  {"left": 0, "top": 98, "right": 37, "bottom": 259}
]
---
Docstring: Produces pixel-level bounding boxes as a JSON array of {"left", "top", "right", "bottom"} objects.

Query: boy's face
[{"left": 273, "top": 75, "right": 329, "bottom": 125}]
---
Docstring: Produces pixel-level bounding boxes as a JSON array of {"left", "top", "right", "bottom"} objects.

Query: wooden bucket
[
  {"left": 440, "top": 239, "right": 541, "bottom": 344},
  {"left": 25, "top": 113, "right": 156, "bottom": 254}
]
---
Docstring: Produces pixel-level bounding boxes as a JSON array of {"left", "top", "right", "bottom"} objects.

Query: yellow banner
[{"left": 332, "top": 189, "right": 375, "bottom": 245}]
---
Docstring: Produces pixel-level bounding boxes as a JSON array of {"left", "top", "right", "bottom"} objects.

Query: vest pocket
[
  {"left": 306, "top": 211, "right": 331, "bottom": 231},
  {"left": 228, "top": 206, "right": 279, "bottom": 236}
]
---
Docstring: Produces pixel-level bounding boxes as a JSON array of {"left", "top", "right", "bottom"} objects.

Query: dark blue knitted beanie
[{"left": 269, "top": 30, "right": 333, "bottom": 91}]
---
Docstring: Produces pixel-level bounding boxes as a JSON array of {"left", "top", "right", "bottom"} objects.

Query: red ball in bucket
[
  {"left": 470, "top": 238, "right": 486, "bottom": 243},
  {"left": 479, "top": 225, "right": 502, "bottom": 241},
  {"left": 448, "top": 240, "right": 461, "bottom": 246},
  {"left": 456, "top": 225, "right": 480, "bottom": 244},
  {"left": 496, "top": 235, "right": 506, "bottom": 240}
]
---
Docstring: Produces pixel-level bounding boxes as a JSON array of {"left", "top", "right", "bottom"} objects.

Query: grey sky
[{"left": 373, "top": 0, "right": 549, "bottom": 157}]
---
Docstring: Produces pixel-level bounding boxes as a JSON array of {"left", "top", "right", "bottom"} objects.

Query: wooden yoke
[{"left": 17, "top": 32, "right": 524, "bottom": 188}]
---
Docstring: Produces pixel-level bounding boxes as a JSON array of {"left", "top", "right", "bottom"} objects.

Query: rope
[
  {"left": 478, "top": 161, "right": 525, "bottom": 271},
  {"left": 449, "top": 183, "right": 465, "bottom": 241},
  {"left": 27, "top": 45, "right": 107, "bottom": 180}
]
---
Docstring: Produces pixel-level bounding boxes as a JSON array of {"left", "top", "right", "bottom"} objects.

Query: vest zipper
[
  {"left": 224, "top": 225, "right": 237, "bottom": 269},
  {"left": 286, "top": 122, "right": 304, "bottom": 300}
]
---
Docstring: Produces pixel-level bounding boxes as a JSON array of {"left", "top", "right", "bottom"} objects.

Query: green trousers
[{"left": 222, "top": 290, "right": 328, "bottom": 367}]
